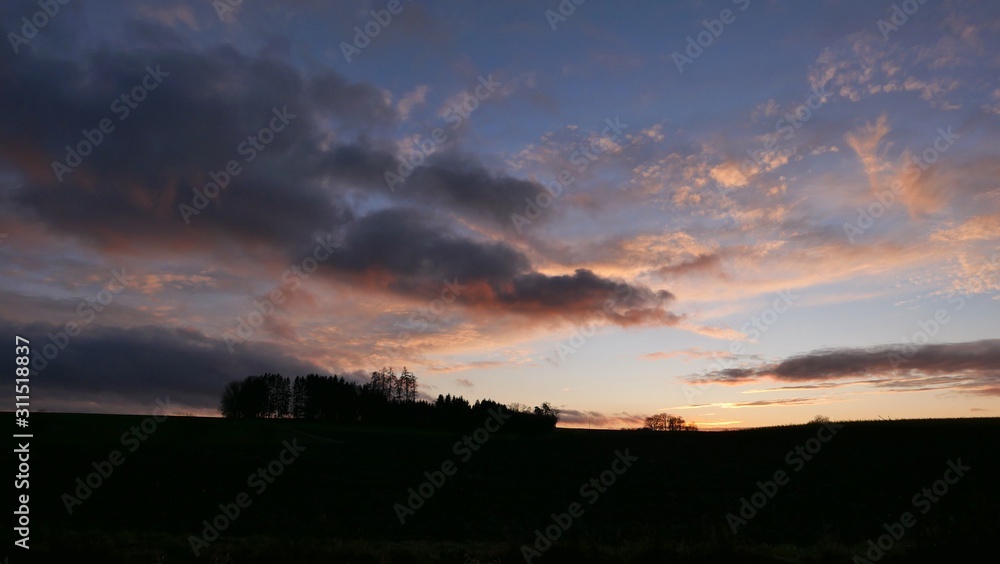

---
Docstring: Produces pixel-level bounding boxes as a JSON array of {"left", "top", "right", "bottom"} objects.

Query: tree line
[
  {"left": 219, "top": 367, "right": 560, "bottom": 433},
  {"left": 639, "top": 413, "right": 698, "bottom": 431}
]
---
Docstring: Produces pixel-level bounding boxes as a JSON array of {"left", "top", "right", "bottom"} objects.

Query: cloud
[
  {"left": 396, "top": 153, "right": 552, "bottom": 230},
  {"left": 709, "top": 161, "right": 750, "bottom": 190},
  {"left": 641, "top": 348, "right": 733, "bottom": 362},
  {"left": 930, "top": 214, "right": 1000, "bottom": 242},
  {"left": 556, "top": 408, "right": 647, "bottom": 429},
  {"left": 0, "top": 38, "right": 681, "bottom": 329},
  {"left": 396, "top": 85, "right": 429, "bottom": 120},
  {"left": 845, "top": 113, "right": 893, "bottom": 183},
  {"left": 655, "top": 253, "right": 726, "bottom": 278},
  {"left": 425, "top": 360, "right": 506, "bottom": 374},
  {"left": 305, "top": 71, "right": 399, "bottom": 127},
  {"left": 297, "top": 209, "right": 681, "bottom": 327},
  {"left": 3, "top": 320, "right": 324, "bottom": 412},
  {"left": 677, "top": 397, "right": 832, "bottom": 409},
  {"left": 688, "top": 339, "right": 1000, "bottom": 396}
]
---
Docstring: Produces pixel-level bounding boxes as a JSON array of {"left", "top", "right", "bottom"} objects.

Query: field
[{"left": 17, "top": 414, "right": 1000, "bottom": 563}]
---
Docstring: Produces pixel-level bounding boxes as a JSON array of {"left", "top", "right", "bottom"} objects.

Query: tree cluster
[
  {"left": 642, "top": 413, "right": 698, "bottom": 432},
  {"left": 220, "top": 367, "right": 559, "bottom": 433},
  {"left": 219, "top": 373, "right": 291, "bottom": 419}
]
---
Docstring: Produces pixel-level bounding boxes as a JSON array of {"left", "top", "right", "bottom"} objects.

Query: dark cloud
[
  {"left": 322, "top": 207, "right": 528, "bottom": 287},
  {"left": 0, "top": 40, "right": 560, "bottom": 261},
  {"left": 688, "top": 339, "right": 1000, "bottom": 396},
  {"left": 496, "top": 269, "right": 680, "bottom": 326},
  {"left": 398, "top": 153, "right": 550, "bottom": 230},
  {"left": 0, "top": 43, "right": 360, "bottom": 256},
  {"left": 315, "top": 210, "right": 679, "bottom": 327},
  {"left": 306, "top": 70, "right": 399, "bottom": 127},
  {"left": 3, "top": 319, "right": 324, "bottom": 411}
]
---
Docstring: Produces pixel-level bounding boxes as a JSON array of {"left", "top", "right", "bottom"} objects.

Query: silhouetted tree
[
  {"left": 534, "top": 402, "right": 560, "bottom": 420},
  {"left": 643, "top": 413, "right": 697, "bottom": 431},
  {"left": 400, "top": 367, "right": 417, "bottom": 402},
  {"left": 292, "top": 376, "right": 306, "bottom": 419},
  {"left": 217, "top": 374, "right": 289, "bottom": 419},
  {"left": 220, "top": 380, "right": 244, "bottom": 418},
  {"left": 643, "top": 413, "right": 698, "bottom": 431},
  {"left": 220, "top": 369, "right": 556, "bottom": 433}
]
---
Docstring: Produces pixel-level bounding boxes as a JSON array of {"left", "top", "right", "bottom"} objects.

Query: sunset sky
[{"left": 2, "top": 0, "right": 998, "bottom": 428}]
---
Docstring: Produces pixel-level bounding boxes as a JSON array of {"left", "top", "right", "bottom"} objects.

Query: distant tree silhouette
[
  {"left": 219, "top": 369, "right": 558, "bottom": 433},
  {"left": 644, "top": 413, "right": 697, "bottom": 431},
  {"left": 218, "top": 374, "right": 289, "bottom": 418},
  {"left": 292, "top": 376, "right": 306, "bottom": 418},
  {"left": 508, "top": 402, "right": 531, "bottom": 413},
  {"left": 400, "top": 367, "right": 417, "bottom": 402},
  {"left": 264, "top": 373, "right": 291, "bottom": 418},
  {"left": 220, "top": 380, "right": 244, "bottom": 418},
  {"left": 534, "top": 402, "right": 560, "bottom": 420}
]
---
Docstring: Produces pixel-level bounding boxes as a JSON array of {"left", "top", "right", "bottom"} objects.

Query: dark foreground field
[{"left": 13, "top": 414, "right": 1000, "bottom": 563}]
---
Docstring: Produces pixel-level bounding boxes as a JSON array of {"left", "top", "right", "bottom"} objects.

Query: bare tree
[
  {"left": 400, "top": 367, "right": 417, "bottom": 402},
  {"left": 644, "top": 413, "right": 697, "bottom": 431}
]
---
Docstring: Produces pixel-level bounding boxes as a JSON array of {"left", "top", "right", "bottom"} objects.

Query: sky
[{"left": 1, "top": 0, "right": 998, "bottom": 429}]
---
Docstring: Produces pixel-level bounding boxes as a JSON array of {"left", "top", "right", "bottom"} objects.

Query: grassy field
[{"left": 14, "top": 413, "right": 999, "bottom": 563}]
